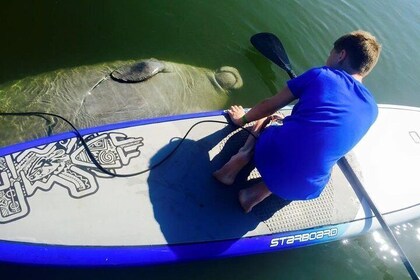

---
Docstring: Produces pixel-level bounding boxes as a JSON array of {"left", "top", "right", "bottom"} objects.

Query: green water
[{"left": 1, "top": 0, "right": 420, "bottom": 279}]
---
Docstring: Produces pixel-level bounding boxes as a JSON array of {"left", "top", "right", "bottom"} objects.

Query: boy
[{"left": 213, "top": 30, "right": 381, "bottom": 213}]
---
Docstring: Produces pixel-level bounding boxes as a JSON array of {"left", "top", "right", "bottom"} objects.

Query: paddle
[
  {"left": 250, "top": 32, "right": 297, "bottom": 79},
  {"left": 250, "top": 32, "right": 419, "bottom": 280}
]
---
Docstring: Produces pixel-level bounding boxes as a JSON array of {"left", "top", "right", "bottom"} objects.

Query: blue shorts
[{"left": 254, "top": 124, "right": 329, "bottom": 200}]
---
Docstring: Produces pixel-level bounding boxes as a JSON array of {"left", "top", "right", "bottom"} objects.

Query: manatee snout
[{"left": 214, "top": 66, "right": 243, "bottom": 90}]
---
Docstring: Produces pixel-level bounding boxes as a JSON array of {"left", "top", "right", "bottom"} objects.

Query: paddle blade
[{"left": 250, "top": 32, "right": 297, "bottom": 78}]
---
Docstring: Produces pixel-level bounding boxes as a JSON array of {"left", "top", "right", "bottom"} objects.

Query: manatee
[{"left": 0, "top": 58, "right": 243, "bottom": 147}]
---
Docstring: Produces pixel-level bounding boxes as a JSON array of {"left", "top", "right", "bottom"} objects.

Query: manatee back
[{"left": 110, "top": 59, "right": 165, "bottom": 83}]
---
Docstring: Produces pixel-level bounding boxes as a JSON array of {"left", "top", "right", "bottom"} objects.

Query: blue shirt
[{"left": 254, "top": 66, "right": 378, "bottom": 200}]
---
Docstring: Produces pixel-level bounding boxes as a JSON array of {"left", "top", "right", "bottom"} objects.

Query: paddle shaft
[
  {"left": 251, "top": 32, "right": 419, "bottom": 279},
  {"left": 339, "top": 157, "right": 419, "bottom": 280}
]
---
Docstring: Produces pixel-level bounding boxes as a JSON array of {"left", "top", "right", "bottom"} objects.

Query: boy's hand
[{"left": 227, "top": 105, "right": 246, "bottom": 126}]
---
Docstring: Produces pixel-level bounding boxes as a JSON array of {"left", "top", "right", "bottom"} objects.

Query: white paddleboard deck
[{"left": 0, "top": 104, "right": 419, "bottom": 266}]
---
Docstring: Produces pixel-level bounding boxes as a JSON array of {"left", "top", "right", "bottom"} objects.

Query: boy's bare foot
[
  {"left": 212, "top": 151, "right": 250, "bottom": 185},
  {"left": 212, "top": 169, "right": 235, "bottom": 185},
  {"left": 238, "top": 183, "right": 272, "bottom": 213}
]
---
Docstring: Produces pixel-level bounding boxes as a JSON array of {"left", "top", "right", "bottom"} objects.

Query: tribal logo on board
[{"left": 0, "top": 132, "right": 143, "bottom": 223}]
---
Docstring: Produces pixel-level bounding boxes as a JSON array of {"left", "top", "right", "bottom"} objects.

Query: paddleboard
[{"left": 0, "top": 104, "right": 419, "bottom": 266}]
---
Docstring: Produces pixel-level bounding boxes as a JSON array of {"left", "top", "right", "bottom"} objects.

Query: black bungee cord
[{"left": 0, "top": 111, "right": 257, "bottom": 177}]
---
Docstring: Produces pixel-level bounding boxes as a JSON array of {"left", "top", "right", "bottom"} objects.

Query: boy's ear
[{"left": 338, "top": 49, "right": 347, "bottom": 62}]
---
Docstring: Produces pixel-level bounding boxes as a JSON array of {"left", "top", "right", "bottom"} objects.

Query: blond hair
[{"left": 333, "top": 30, "right": 381, "bottom": 76}]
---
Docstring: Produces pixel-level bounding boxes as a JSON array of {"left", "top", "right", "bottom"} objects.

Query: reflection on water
[
  {"left": 372, "top": 231, "right": 400, "bottom": 263},
  {"left": 338, "top": 220, "right": 420, "bottom": 280}
]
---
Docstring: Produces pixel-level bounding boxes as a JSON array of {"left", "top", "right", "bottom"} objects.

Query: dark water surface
[{"left": 1, "top": 0, "right": 420, "bottom": 279}]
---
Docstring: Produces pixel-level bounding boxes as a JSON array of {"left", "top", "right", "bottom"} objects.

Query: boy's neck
[
  {"left": 351, "top": 73, "right": 363, "bottom": 83},
  {"left": 335, "top": 62, "right": 364, "bottom": 83}
]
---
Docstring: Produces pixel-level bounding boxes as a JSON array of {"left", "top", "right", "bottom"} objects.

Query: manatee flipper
[{"left": 111, "top": 59, "right": 165, "bottom": 83}]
